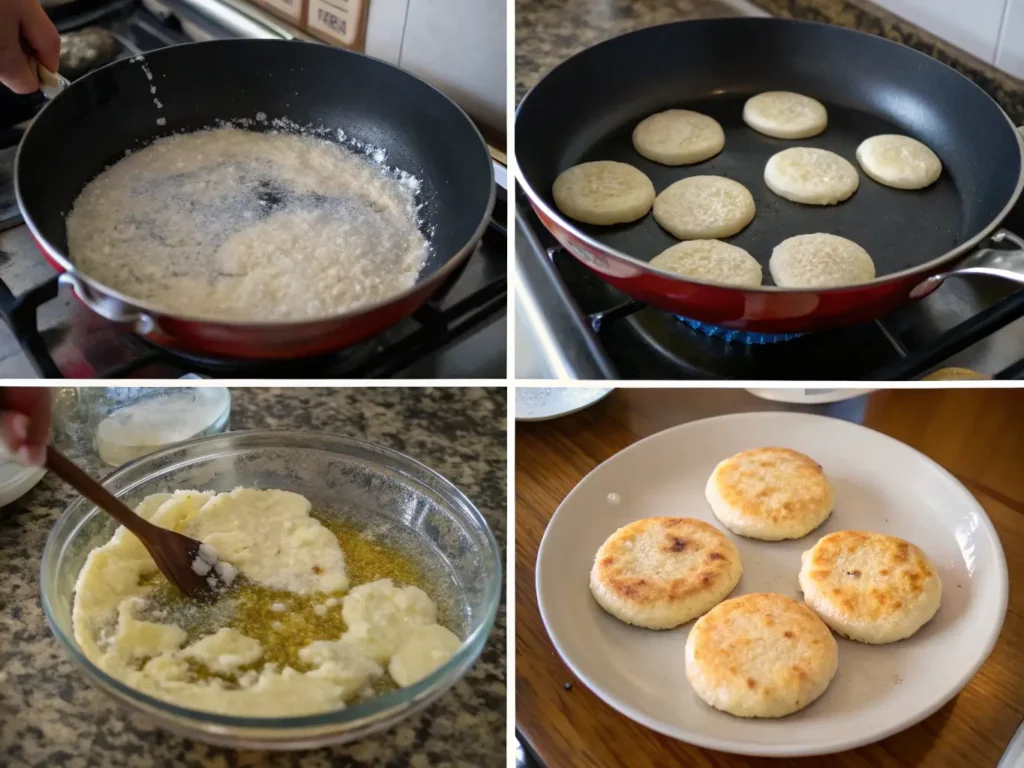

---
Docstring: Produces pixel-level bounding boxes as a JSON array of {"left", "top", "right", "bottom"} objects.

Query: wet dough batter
[{"left": 72, "top": 489, "right": 460, "bottom": 717}]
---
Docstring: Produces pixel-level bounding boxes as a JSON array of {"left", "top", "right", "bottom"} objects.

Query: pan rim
[
  {"left": 16, "top": 38, "right": 497, "bottom": 330},
  {"left": 514, "top": 16, "right": 1024, "bottom": 296}
]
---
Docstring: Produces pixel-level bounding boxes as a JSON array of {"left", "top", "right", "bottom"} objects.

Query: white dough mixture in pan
[{"left": 66, "top": 127, "right": 429, "bottom": 323}]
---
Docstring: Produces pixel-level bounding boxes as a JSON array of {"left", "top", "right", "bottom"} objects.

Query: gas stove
[
  {"left": 0, "top": 0, "right": 507, "bottom": 379},
  {"left": 515, "top": 198, "right": 1024, "bottom": 381}
]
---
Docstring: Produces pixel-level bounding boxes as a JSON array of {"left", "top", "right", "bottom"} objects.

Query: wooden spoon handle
[{"left": 45, "top": 446, "right": 152, "bottom": 538}]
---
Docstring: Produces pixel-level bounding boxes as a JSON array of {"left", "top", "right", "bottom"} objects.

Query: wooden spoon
[{"left": 45, "top": 445, "right": 227, "bottom": 599}]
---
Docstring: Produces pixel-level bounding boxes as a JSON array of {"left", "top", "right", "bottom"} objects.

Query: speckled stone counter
[
  {"left": 515, "top": 0, "right": 745, "bottom": 101},
  {"left": 0, "top": 387, "right": 507, "bottom": 768},
  {"left": 515, "top": 0, "right": 1024, "bottom": 123}
]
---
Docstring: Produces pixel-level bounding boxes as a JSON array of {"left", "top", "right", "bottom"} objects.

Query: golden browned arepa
[
  {"left": 685, "top": 592, "right": 838, "bottom": 718},
  {"left": 705, "top": 447, "right": 834, "bottom": 540},
  {"left": 799, "top": 530, "right": 942, "bottom": 644},
  {"left": 589, "top": 517, "right": 742, "bottom": 629}
]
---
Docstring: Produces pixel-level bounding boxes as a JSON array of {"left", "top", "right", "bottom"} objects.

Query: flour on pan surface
[{"left": 66, "top": 126, "right": 429, "bottom": 322}]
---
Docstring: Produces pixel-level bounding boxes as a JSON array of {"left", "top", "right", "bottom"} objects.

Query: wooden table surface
[{"left": 515, "top": 388, "right": 1024, "bottom": 768}]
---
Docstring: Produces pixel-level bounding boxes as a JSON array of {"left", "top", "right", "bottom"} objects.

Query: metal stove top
[
  {"left": 0, "top": 0, "right": 507, "bottom": 379},
  {"left": 515, "top": 199, "right": 1024, "bottom": 381}
]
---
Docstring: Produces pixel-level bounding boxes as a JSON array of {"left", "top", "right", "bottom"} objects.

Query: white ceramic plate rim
[
  {"left": 745, "top": 388, "right": 872, "bottom": 404},
  {"left": 515, "top": 387, "right": 613, "bottom": 421},
  {"left": 535, "top": 412, "right": 1009, "bottom": 757}
]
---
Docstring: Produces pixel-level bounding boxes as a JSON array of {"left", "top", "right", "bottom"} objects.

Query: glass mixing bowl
[{"left": 40, "top": 430, "right": 502, "bottom": 749}]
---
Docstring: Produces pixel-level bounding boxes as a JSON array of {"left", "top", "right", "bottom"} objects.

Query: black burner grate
[
  {"left": 0, "top": 218, "right": 506, "bottom": 379},
  {"left": 520, "top": 199, "right": 1024, "bottom": 380}
]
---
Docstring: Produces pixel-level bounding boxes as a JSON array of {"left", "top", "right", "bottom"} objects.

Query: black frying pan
[
  {"left": 16, "top": 39, "right": 495, "bottom": 359},
  {"left": 516, "top": 18, "right": 1024, "bottom": 332}
]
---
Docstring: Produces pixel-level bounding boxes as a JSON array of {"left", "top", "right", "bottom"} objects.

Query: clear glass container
[
  {"left": 76, "top": 386, "right": 231, "bottom": 466},
  {"left": 40, "top": 430, "right": 502, "bottom": 749}
]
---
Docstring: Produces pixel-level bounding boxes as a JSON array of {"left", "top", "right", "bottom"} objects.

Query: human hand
[
  {"left": 0, "top": 0, "right": 60, "bottom": 94},
  {"left": 0, "top": 388, "right": 51, "bottom": 466}
]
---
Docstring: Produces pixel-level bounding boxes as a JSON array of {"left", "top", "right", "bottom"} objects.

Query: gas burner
[
  {"left": 516, "top": 200, "right": 1024, "bottom": 380},
  {"left": 675, "top": 316, "right": 804, "bottom": 345},
  {"left": 138, "top": 338, "right": 380, "bottom": 378}
]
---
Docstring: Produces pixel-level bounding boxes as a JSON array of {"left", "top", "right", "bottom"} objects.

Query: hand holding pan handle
[
  {"left": 910, "top": 229, "right": 1024, "bottom": 298},
  {"left": 57, "top": 272, "right": 158, "bottom": 336}
]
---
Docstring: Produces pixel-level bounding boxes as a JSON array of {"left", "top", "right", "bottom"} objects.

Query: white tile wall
[
  {"left": 997, "top": 0, "right": 1024, "bottom": 77},
  {"left": 872, "top": 0, "right": 1008, "bottom": 63},
  {"left": 363, "top": 0, "right": 409, "bottom": 65},
  {"left": 397, "top": 0, "right": 506, "bottom": 132}
]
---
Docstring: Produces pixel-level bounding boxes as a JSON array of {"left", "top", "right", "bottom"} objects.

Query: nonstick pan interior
[
  {"left": 18, "top": 39, "right": 494, "bottom": 283},
  {"left": 516, "top": 18, "right": 1023, "bottom": 283}
]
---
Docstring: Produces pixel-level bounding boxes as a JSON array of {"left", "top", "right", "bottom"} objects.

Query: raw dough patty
[
  {"left": 685, "top": 593, "right": 838, "bottom": 718},
  {"left": 770, "top": 233, "right": 876, "bottom": 288},
  {"left": 706, "top": 447, "right": 834, "bottom": 541},
  {"left": 856, "top": 134, "right": 942, "bottom": 190},
  {"left": 653, "top": 176, "right": 755, "bottom": 240},
  {"left": 590, "top": 517, "right": 742, "bottom": 629},
  {"left": 799, "top": 530, "right": 942, "bottom": 644},
  {"left": 743, "top": 91, "right": 828, "bottom": 139},
  {"left": 632, "top": 109, "right": 725, "bottom": 166},
  {"left": 552, "top": 161, "right": 655, "bottom": 225},
  {"left": 764, "top": 147, "right": 859, "bottom": 205},
  {"left": 649, "top": 240, "right": 762, "bottom": 288}
]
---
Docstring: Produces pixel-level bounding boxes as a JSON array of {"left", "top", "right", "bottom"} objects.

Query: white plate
[
  {"left": 0, "top": 461, "right": 45, "bottom": 509},
  {"left": 746, "top": 388, "right": 870, "bottom": 404},
  {"left": 536, "top": 412, "right": 1008, "bottom": 757},
  {"left": 515, "top": 387, "right": 613, "bottom": 421}
]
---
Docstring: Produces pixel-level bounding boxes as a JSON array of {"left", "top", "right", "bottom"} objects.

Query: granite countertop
[
  {"left": 0, "top": 387, "right": 507, "bottom": 768},
  {"left": 515, "top": 0, "right": 746, "bottom": 102},
  {"left": 515, "top": 0, "right": 1024, "bottom": 123}
]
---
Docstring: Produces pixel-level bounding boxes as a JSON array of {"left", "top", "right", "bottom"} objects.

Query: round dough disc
[
  {"left": 589, "top": 517, "right": 742, "bottom": 630},
  {"left": 552, "top": 161, "right": 655, "bottom": 225},
  {"left": 799, "top": 531, "right": 942, "bottom": 644},
  {"left": 632, "top": 109, "right": 726, "bottom": 166},
  {"left": 856, "top": 134, "right": 942, "bottom": 190},
  {"left": 764, "top": 147, "right": 859, "bottom": 205},
  {"left": 653, "top": 176, "right": 755, "bottom": 240},
  {"left": 743, "top": 91, "right": 828, "bottom": 139},
  {"left": 705, "top": 447, "right": 833, "bottom": 540},
  {"left": 685, "top": 593, "right": 838, "bottom": 718},
  {"left": 770, "top": 233, "right": 876, "bottom": 288},
  {"left": 649, "top": 240, "right": 762, "bottom": 288}
]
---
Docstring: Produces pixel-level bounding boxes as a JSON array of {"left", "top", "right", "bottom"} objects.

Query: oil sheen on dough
[{"left": 72, "top": 489, "right": 460, "bottom": 716}]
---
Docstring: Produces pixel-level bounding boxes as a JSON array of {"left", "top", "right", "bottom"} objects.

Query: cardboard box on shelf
[
  {"left": 304, "top": 0, "right": 368, "bottom": 50},
  {"left": 248, "top": 0, "right": 307, "bottom": 26}
]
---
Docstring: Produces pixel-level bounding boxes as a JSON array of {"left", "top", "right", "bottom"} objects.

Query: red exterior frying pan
[
  {"left": 16, "top": 39, "right": 494, "bottom": 359},
  {"left": 515, "top": 18, "right": 1024, "bottom": 334}
]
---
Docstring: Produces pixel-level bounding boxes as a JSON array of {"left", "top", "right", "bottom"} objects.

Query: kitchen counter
[
  {"left": 0, "top": 387, "right": 507, "bottom": 768},
  {"left": 515, "top": 0, "right": 749, "bottom": 102},
  {"left": 516, "top": 388, "right": 1024, "bottom": 767},
  {"left": 515, "top": 0, "right": 1024, "bottom": 123}
]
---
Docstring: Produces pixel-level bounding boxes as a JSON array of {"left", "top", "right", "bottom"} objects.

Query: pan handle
[
  {"left": 58, "top": 273, "right": 157, "bottom": 335},
  {"left": 910, "top": 230, "right": 1024, "bottom": 298}
]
